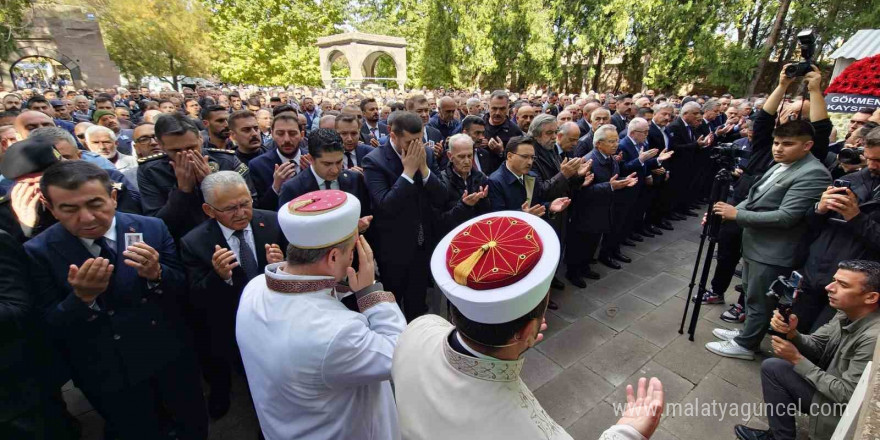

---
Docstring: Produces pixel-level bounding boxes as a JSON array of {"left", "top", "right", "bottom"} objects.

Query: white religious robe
[
  {"left": 392, "top": 315, "right": 647, "bottom": 440},
  {"left": 236, "top": 263, "right": 406, "bottom": 440}
]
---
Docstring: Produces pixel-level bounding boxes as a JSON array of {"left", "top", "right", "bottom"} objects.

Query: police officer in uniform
[{"left": 138, "top": 113, "right": 256, "bottom": 239}]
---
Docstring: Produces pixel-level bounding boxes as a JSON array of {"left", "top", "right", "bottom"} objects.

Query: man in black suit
[
  {"left": 486, "top": 135, "right": 573, "bottom": 217},
  {"left": 406, "top": 94, "right": 446, "bottom": 167},
  {"left": 461, "top": 115, "right": 504, "bottom": 176},
  {"left": 665, "top": 101, "right": 712, "bottom": 218},
  {"left": 359, "top": 97, "right": 388, "bottom": 147},
  {"left": 574, "top": 108, "right": 612, "bottom": 157},
  {"left": 179, "top": 171, "right": 286, "bottom": 420},
  {"left": 645, "top": 103, "right": 675, "bottom": 232},
  {"left": 437, "top": 133, "right": 491, "bottom": 234},
  {"left": 25, "top": 161, "right": 207, "bottom": 439},
  {"left": 610, "top": 94, "right": 633, "bottom": 134},
  {"left": 337, "top": 113, "right": 376, "bottom": 173},
  {"left": 484, "top": 90, "right": 524, "bottom": 149},
  {"left": 362, "top": 111, "right": 447, "bottom": 321},
  {"left": 565, "top": 125, "right": 638, "bottom": 285},
  {"left": 248, "top": 114, "right": 310, "bottom": 210},
  {"left": 577, "top": 101, "right": 601, "bottom": 137}
]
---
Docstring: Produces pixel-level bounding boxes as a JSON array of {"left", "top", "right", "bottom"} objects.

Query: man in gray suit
[{"left": 706, "top": 120, "right": 832, "bottom": 360}]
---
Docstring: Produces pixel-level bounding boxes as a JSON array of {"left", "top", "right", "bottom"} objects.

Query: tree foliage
[
  {"left": 1, "top": 0, "right": 34, "bottom": 60},
  {"left": 203, "top": 0, "right": 346, "bottom": 86},
  {"left": 89, "top": 0, "right": 211, "bottom": 90}
]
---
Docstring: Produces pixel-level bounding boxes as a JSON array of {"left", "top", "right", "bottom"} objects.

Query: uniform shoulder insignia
[
  {"left": 0, "top": 195, "right": 7, "bottom": 205},
  {"left": 111, "top": 182, "right": 123, "bottom": 190},
  {"left": 206, "top": 148, "right": 235, "bottom": 154},
  {"left": 236, "top": 162, "right": 249, "bottom": 176},
  {"left": 138, "top": 152, "right": 167, "bottom": 164}
]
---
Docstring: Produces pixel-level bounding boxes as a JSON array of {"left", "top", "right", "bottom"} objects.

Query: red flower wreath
[{"left": 826, "top": 53, "right": 880, "bottom": 96}]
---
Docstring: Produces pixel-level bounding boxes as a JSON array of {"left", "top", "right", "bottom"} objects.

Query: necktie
[
  {"left": 94, "top": 237, "right": 116, "bottom": 261},
  {"left": 345, "top": 152, "right": 354, "bottom": 169},
  {"left": 324, "top": 180, "right": 332, "bottom": 190},
  {"left": 233, "top": 230, "right": 259, "bottom": 280}
]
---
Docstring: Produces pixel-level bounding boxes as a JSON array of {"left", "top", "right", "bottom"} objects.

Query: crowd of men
[{"left": 0, "top": 64, "right": 879, "bottom": 440}]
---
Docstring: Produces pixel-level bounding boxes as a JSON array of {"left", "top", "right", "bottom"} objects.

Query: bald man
[
  {"left": 557, "top": 110, "right": 574, "bottom": 124},
  {"left": 578, "top": 102, "right": 601, "bottom": 137},
  {"left": 515, "top": 105, "right": 536, "bottom": 133},
  {"left": 14, "top": 110, "right": 56, "bottom": 140},
  {"left": 428, "top": 96, "right": 461, "bottom": 139}
]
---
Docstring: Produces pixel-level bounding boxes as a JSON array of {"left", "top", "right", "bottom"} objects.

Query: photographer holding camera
[
  {"left": 829, "top": 122, "right": 876, "bottom": 179},
  {"left": 705, "top": 67, "right": 832, "bottom": 361},
  {"left": 793, "top": 127, "right": 880, "bottom": 333},
  {"left": 734, "top": 260, "right": 880, "bottom": 440}
]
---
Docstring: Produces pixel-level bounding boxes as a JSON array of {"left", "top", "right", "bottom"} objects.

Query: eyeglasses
[
  {"left": 208, "top": 199, "right": 253, "bottom": 213},
  {"left": 512, "top": 153, "right": 536, "bottom": 161},
  {"left": 76, "top": 134, "right": 86, "bottom": 140},
  {"left": 135, "top": 135, "right": 157, "bottom": 143}
]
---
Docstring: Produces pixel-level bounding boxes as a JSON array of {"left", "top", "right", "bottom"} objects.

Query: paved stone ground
[{"left": 64, "top": 213, "right": 811, "bottom": 439}]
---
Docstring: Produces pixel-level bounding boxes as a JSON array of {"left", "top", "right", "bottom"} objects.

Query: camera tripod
[{"left": 678, "top": 167, "right": 734, "bottom": 341}]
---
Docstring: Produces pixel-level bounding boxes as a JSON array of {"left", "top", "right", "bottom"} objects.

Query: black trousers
[
  {"left": 379, "top": 248, "right": 431, "bottom": 322},
  {"left": 83, "top": 353, "right": 208, "bottom": 440},
  {"left": 565, "top": 230, "right": 602, "bottom": 273},
  {"left": 761, "top": 358, "right": 815, "bottom": 440},
  {"left": 710, "top": 220, "right": 744, "bottom": 298},
  {"left": 0, "top": 390, "right": 77, "bottom": 440}
]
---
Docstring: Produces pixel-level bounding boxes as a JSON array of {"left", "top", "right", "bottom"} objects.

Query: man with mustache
[{"left": 228, "top": 110, "right": 268, "bottom": 166}]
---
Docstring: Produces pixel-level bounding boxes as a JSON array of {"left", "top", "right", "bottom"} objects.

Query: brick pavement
[{"left": 64, "top": 213, "right": 811, "bottom": 439}]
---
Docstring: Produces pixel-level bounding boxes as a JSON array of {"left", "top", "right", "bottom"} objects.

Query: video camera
[
  {"left": 710, "top": 143, "right": 748, "bottom": 170},
  {"left": 838, "top": 146, "right": 865, "bottom": 166},
  {"left": 784, "top": 30, "right": 816, "bottom": 78},
  {"left": 766, "top": 271, "right": 802, "bottom": 337}
]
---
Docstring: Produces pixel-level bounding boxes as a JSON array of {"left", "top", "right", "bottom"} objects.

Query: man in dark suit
[
  {"left": 179, "top": 171, "right": 286, "bottom": 420},
  {"left": 360, "top": 97, "right": 388, "bottom": 147},
  {"left": 437, "top": 133, "right": 491, "bottom": 234},
  {"left": 486, "top": 136, "right": 572, "bottom": 218},
  {"left": 576, "top": 101, "right": 601, "bottom": 137},
  {"left": 484, "top": 90, "right": 524, "bottom": 149},
  {"left": 574, "top": 108, "right": 612, "bottom": 157},
  {"left": 248, "top": 113, "right": 310, "bottom": 210},
  {"left": 565, "top": 125, "right": 638, "bottom": 285},
  {"left": 25, "top": 161, "right": 207, "bottom": 439},
  {"left": 665, "top": 101, "right": 712, "bottom": 218},
  {"left": 337, "top": 113, "right": 376, "bottom": 173},
  {"left": 406, "top": 94, "right": 445, "bottom": 165},
  {"left": 610, "top": 94, "right": 633, "bottom": 134},
  {"left": 363, "top": 111, "right": 447, "bottom": 321},
  {"left": 461, "top": 115, "right": 504, "bottom": 176}
]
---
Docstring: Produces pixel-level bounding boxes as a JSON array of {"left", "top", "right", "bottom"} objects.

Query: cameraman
[
  {"left": 734, "top": 260, "right": 880, "bottom": 440},
  {"left": 828, "top": 122, "right": 876, "bottom": 180},
  {"left": 705, "top": 69, "right": 832, "bottom": 360},
  {"left": 699, "top": 66, "right": 831, "bottom": 314},
  {"left": 795, "top": 127, "right": 880, "bottom": 332}
]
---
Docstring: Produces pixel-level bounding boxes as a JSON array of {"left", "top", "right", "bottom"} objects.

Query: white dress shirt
[
  {"left": 217, "top": 221, "right": 257, "bottom": 265},
  {"left": 80, "top": 217, "right": 118, "bottom": 257},
  {"left": 757, "top": 163, "right": 792, "bottom": 193},
  {"left": 311, "top": 166, "right": 339, "bottom": 190},
  {"left": 390, "top": 139, "right": 431, "bottom": 184}
]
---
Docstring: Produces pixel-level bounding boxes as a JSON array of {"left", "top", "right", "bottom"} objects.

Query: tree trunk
[
  {"left": 745, "top": 0, "right": 791, "bottom": 97},
  {"left": 591, "top": 49, "right": 604, "bottom": 92},
  {"left": 169, "top": 54, "right": 179, "bottom": 91},
  {"left": 749, "top": 0, "right": 766, "bottom": 50}
]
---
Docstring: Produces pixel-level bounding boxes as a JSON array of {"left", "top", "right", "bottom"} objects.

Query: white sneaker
[
  {"left": 705, "top": 340, "right": 754, "bottom": 360},
  {"left": 712, "top": 328, "right": 741, "bottom": 341}
]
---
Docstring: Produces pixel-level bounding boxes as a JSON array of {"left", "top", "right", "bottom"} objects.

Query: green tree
[
  {"left": 90, "top": 0, "right": 211, "bottom": 90},
  {"left": 204, "top": 0, "right": 346, "bottom": 86},
  {"left": 1, "top": 0, "right": 33, "bottom": 61}
]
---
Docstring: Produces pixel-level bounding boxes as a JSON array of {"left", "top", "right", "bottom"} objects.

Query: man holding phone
[{"left": 793, "top": 127, "right": 880, "bottom": 332}]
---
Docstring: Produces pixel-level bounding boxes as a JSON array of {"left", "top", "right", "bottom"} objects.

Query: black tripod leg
[
  {"left": 678, "top": 209, "right": 711, "bottom": 334},
  {"left": 688, "top": 238, "right": 718, "bottom": 340}
]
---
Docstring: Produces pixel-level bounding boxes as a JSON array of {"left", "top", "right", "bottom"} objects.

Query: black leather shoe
[
  {"left": 734, "top": 424, "right": 774, "bottom": 440},
  {"left": 550, "top": 276, "right": 565, "bottom": 290},
  {"left": 669, "top": 213, "right": 687, "bottom": 221},
  {"left": 208, "top": 392, "right": 231, "bottom": 420},
  {"left": 612, "top": 252, "right": 632, "bottom": 263},
  {"left": 547, "top": 299, "right": 559, "bottom": 310},
  {"left": 735, "top": 284, "right": 744, "bottom": 293},
  {"left": 566, "top": 272, "right": 586, "bottom": 288},
  {"left": 583, "top": 269, "right": 601, "bottom": 280},
  {"left": 636, "top": 230, "right": 655, "bottom": 238},
  {"left": 659, "top": 219, "right": 674, "bottom": 228},
  {"left": 621, "top": 239, "right": 636, "bottom": 247},
  {"left": 629, "top": 234, "right": 644, "bottom": 242},
  {"left": 645, "top": 225, "right": 663, "bottom": 235},
  {"left": 682, "top": 209, "right": 698, "bottom": 217},
  {"left": 599, "top": 257, "right": 621, "bottom": 269}
]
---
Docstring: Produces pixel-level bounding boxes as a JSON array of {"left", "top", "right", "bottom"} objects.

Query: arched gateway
[{"left": 317, "top": 32, "right": 407, "bottom": 88}]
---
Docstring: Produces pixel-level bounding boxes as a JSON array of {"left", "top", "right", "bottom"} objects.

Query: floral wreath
[{"left": 825, "top": 53, "right": 880, "bottom": 96}]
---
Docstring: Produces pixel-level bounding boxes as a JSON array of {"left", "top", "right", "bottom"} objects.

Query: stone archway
[
  {"left": 6, "top": 48, "right": 85, "bottom": 90},
  {"left": 317, "top": 32, "right": 407, "bottom": 88}
]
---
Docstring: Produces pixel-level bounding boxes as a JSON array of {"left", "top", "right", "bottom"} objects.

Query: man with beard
[
  {"left": 301, "top": 97, "right": 321, "bottom": 132},
  {"left": 2, "top": 93, "right": 22, "bottom": 112},
  {"left": 515, "top": 104, "right": 536, "bottom": 135},
  {"left": 336, "top": 114, "right": 375, "bottom": 173},
  {"left": 611, "top": 94, "right": 633, "bottom": 134},
  {"left": 428, "top": 96, "right": 461, "bottom": 140},
  {"left": 574, "top": 108, "right": 612, "bottom": 157},
  {"left": 92, "top": 109, "right": 135, "bottom": 156},
  {"left": 132, "top": 123, "right": 162, "bottom": 160},
  {"left": 248, "top": 114, "right": 309, "bottom": 210},
  {"left": 227, "top": 110, "right": 267, "bottom": 166},
  {"left": 201, "top": 105, "right": 233, "bottom": 150},
  {"left": 484, "top": 90, "right": 523, "bottom": 149},
  {"left": 360, "top": 97, "right": 388, "bottom": 147}
]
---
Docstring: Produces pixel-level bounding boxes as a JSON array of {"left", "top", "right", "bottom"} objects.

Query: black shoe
[
  {"left": 208, "top": 392, "right": 231, "bottom": 420},
  {"left": 621, "top": 239, "right": 636, "bottom": 247},
  {"left": 548, "top": 299, "right": 559, "bottom": 310},
  {"left": 612, "top": 252, "right": 632, "bottom": 263},
  {"left": 550, "top": 276, "right": 565, "bottom": 290},
  {"left": 628, "top": 234, "right": 644, "bottom": 242},
  {"left": 734, "top": 424, "right": 774, "bottom": 440},
  {"left": 682, "top": 209, "right": 698, "bottom": 217},
  {"left": 669, "top": 213, "right": 687, "bottom": 221},
  {"left": 583, "top": 269, "right": 601, "bottom": 280},
  {"left": 599, "top": 257, "right": 621, "bottom": 270},
  {"left": 735, "top": 269, "right": 743, "bottom": 278},
  {"left": 636, "top": 230, "right": 655, "bottom": 238},
  {"left": 657, "top": 220, "right": 674, "bottom": 229},
  {"left": 645, "top": 225, "right": 663, "bottom": 235},
  {"left": 566, "top": 272, "right": 586, "bottom": 288},
  {"left": 735, "top": 284, "right": 743, "bottom": 293}
]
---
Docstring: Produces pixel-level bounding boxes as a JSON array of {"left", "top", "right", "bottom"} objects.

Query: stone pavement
[{"left": 64, "top": 213, "right": 810, "bottom": 439}]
